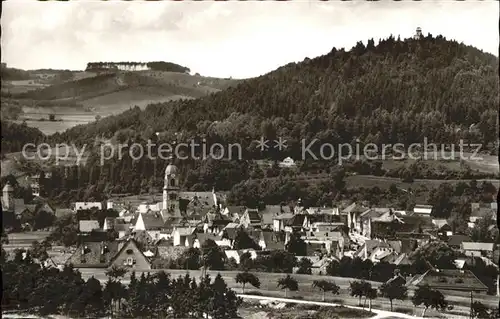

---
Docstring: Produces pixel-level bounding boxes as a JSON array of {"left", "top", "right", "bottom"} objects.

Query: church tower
[{"left": 162, "top": 163, "right": 180, "bottom": 214}]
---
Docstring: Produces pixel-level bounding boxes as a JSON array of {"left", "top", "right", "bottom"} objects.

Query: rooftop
[
  {"left": 461, "top": 242, "right": 494, "bottom": 251},
  {"left": 406, "top": 269, "right": 488, "bottom": 292}
]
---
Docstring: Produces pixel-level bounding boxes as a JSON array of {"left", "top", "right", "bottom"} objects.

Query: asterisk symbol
[
  {"left": 255, "top": 136, "right": 269, "bottom": 151},
  {"left": 274, "top": 137, "right": 287, "bottom": 151}
]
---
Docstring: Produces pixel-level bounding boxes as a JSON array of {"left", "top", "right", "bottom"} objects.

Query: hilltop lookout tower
[{"left": 414, "top": 27, "right": 423, "bottom": 40}]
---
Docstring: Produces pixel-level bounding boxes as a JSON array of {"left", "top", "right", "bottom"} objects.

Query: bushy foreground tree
[
  {"left": 235, "top": 271, "right": 261, "bottom": 293},
  {"left": 312, "top": 280, "right": 340, "bottom": 302},
  {"left": 277, "top": 275, "right": 299, "bottom": 298},
  {"left": 412, "top": 285, "right": 448, "bottom": 318},
  {"left": 379, "top": 278, "right": 408, "bottom": 311}
]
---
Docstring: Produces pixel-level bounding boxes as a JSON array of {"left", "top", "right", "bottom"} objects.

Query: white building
[
  {"left": 413, "top": 27, "right": 423, "bottom": 40},
  {"left": 413, "top": 204, "right": 433, "bottom": 216},
  {"left": 74, "top": 202, "right": 103, "bottom": 211},
  {"left": 278, "top": 157, "right": 297, "bottom": 168}
]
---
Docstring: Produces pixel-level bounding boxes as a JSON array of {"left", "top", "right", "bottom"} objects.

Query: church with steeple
[
  {"left": 150, "top": 162, "right": 224, "bottom": 222},
  {"left": 162, "top": 163, "right": 180, "bottom": 218}
]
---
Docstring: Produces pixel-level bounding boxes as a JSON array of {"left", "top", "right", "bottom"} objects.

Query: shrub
[{"left": 438, "top": 276, "right": 448, "bottom": 283}]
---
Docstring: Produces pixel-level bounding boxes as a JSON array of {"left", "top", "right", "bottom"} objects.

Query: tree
[
  {"left": 379, "top": 279, "right": 408, "bottom": 311},
  {"left": 80, "top": 276, "right": 105, "bottom": 316},
  {"left": 312, "top": 280, "right": 340, "bottom": 301},
  {"left": 470, "top": 212, "right": 498, "bottom": 243},
  {"left": 239, "top": 252, "right": 253, "bottom": 271},
  {"left": 235, "top": 272, "right": 260, "bottom": 294},
  {"left": 326, "top": 259, "right": 340, "bottom": 276},
  {"left": 285, "top": 233, "right": 307, "bottom": 256},
  {"left": 277, "top": 275, "right": 299, "bottom": 298},
  {"left": 103, "top": 265, "right": 127, "bottom": 316},
  {"left": 255, "top": 250, "right": 297, "bottom": 273},
  {"left": 296, "top": 257, "right": 313, "bottom": 274},
  {"left": 201, "top": 239, "right": 226, "bottom": 271},
  {"left": 472, "top": 301, "right": 491, "bottom": 319},
  {"left": 412, "top": 285, "right": 448, "bottom": 317},
  {"left": 177, "top": 248, "right": 201, "bottom": 270},
  {"left": 366, "top": 287, "right": 377, "bottom": 312},
  {"left": 349, "top": 280, "right": 371, "bottom": 307},
  {"left": 152, "top": 271, "right": 172, "bottom": 317},
  {"left": 207, "top": 274, "right": 242, "bottom": 319},
  {"left": 410, "top": 242, "right": 457, "bottom": 269},
  {"left": 30, "top": 240, "right": 51, "bottom": 262},
  {"left": 233, "top": 228, "right": 259, "bottom": 250}
]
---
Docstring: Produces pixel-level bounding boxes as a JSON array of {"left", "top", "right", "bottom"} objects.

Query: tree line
[
  {"left": 85, "top": 61, "right": 190, "bottom": 73},
  {"left": 1, "top": 249, "right": 241, "bottom": 318}
]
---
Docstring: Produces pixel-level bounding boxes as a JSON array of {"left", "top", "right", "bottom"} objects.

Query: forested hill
[
  {"left": 1, "top": 121, "right": 46, "bottom": 155},
  {"left": 52, "top": 34, "right": 499, "bottom": 155}
]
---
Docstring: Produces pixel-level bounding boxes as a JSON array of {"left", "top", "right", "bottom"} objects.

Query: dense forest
[
  {"left": 2, "top": 34, "right": 498, "bottom": 214},
  {"left": 51, "top": 34, "right": 498, "bottom": 156},
  {"left": 1, "top": 121, "right": 46, "bottom": 155}
]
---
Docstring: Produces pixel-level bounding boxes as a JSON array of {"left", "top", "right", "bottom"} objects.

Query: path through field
[{"left": 238, "top": 294, "right": 421, "bottom": 319}]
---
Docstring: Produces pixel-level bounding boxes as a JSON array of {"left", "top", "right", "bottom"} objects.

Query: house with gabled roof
[
  {"left": 356, "top": 208, "right": 402, "bottom": 238},
  {"left": 239, "top": 208, "right": 262, "bottom": 229},
  {"left": 172, "top": 226, "right": 197, "bottom": 247},
  {"left": 381, "top": 252, "right": 411, "bottom": 266},
  {"left": 341, "top": 202, "right": 371, "bottom": 233},
  {"left": 202, "top": 212, "right": 231, "bottom": 234},
  {"left": 284, "top": 214, "right": 308, "bottom": 232},
  {"left": 222, "top": 205, "right": 246, "bottom": 219},
  {"left": 412, "top": 204, "right": 433, "bottom": 217},
  {"left": 406, "top": 269, "right": 489, "bottom": 294},
  {"left": 304, "top": 214, "right": 344, "bottom": 229},
  {"left": 109, "top": 239, "right": 151, "bottom": 270},
  {"left": 448, "top": 234, "right": 471, "bottom": 249},
  {"left": 66, "top": 241, "right": 119, "bottom": 268},
  {"left": 134, "top": 211, "right": 168, "bottom": 241},
  {"left": 193, "top": 233, "right": 231, "bottom": 249},
  {"left": 461, "top": 242, "right": 495, "bottom": 258},
  {"left": 79, "top": 220, "right": 100, "bottom": 233},
  {"left": 259, "top": 230, "right": 286, "bottom": 251},
  {"left": 272, "top": 213, "right": 295, "bottom": 232},
  {"left": 355, "top": 240, "right": 393, "bottom": 262}
]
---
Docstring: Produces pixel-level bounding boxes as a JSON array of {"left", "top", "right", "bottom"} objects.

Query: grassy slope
[{"left": 2, "top": 70, "right": 240, "bottom": 134}]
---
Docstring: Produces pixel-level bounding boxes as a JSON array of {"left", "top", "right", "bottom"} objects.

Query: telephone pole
[{"left": 469, "top": 290, "right": 473, "bottom": 319}]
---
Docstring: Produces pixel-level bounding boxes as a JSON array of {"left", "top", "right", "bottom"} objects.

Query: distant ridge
[{"left": 85, "top": 61, "right": 190, "bottom": 73}]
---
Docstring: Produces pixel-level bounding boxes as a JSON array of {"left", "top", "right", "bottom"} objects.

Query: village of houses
[{"left": 2, "top": 163, "right": 499, "bottom": 299}]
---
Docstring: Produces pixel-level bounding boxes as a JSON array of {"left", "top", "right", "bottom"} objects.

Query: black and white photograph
[{"left": 1, "top": 1, "right": 499, "bottom": 318}]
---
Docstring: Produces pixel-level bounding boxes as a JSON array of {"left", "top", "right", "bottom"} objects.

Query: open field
[
  {"left": 239, "top": 299, "right": 377, "bottom": 319},
  {"left": 12, "top": 119, "right": 95, "bottom": 135},
  {"left": 345, "top": 175, "right": 500, "bottom": 189},
  {"left": 1, "top": 145, "right": 90, "bottom": 177},
  {"left": 377, "top": 153, "right": 499, "bottom": 175},
  {"left": 77, "top": 268, "right": 498, "bottom": 318},
  {"left": 3, "top": 70, "right": 240, "bottom": 134}
]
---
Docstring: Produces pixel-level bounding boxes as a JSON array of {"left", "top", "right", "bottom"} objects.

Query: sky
[{"left": 1, "top": 0, "right": 499, "bottom": 79}]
